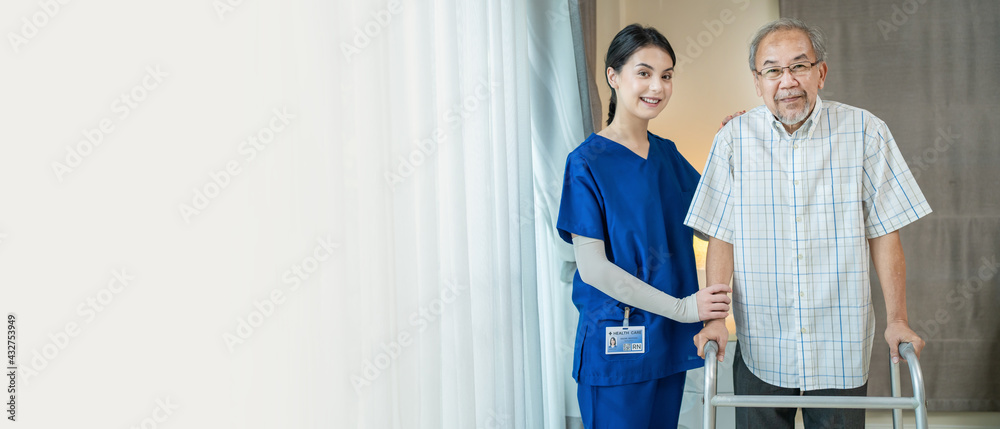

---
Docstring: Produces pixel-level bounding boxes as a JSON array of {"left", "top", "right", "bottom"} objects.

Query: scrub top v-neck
[{"left": 557, "top": 131, "right": 704, "bottom": 386}]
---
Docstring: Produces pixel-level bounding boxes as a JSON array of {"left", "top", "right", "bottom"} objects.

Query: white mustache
[{"left": 775, "top": 91, "right": 806, "bottom": 101}]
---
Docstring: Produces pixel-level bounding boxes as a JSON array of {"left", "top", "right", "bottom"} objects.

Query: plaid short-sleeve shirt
[{"left": 684, "top": 98, "right": 931, "bottom": 390}]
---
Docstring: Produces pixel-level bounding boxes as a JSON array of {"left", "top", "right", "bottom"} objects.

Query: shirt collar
[{"left": 769, "top": 96, "right": 824, "bottom": 140}]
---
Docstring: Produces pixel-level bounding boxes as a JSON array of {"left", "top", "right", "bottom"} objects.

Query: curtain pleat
[
  {"left": 527, "top": 0, "right": 602, "bottom": 427},
  {"left": 337, "top": 0, "right": 552, "bottom": 426}
]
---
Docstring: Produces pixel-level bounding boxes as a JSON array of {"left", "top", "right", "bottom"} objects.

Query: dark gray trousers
[{"left": 733, "top": 342, "right": 868, "bottom": 429}]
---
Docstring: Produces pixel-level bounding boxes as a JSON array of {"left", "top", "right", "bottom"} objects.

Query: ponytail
[{"left": 607, "top": 89, "right": 617, "bottom": 126}]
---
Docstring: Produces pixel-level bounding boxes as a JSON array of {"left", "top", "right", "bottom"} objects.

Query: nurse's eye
[
  {"left": 638, "top": 71, "right": 649, "bottom": 77},
  {"left": 662, "top": 74, "right": 672, "bottom": 81}
]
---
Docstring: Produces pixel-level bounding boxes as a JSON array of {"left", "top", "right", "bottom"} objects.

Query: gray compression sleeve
[{"left": 573, "top": 235, "right": 699, "bottom": 323}]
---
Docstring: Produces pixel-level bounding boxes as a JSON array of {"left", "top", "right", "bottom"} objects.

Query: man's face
[{"left": 752, "top": 29, "right": 828, "bottom": 129}]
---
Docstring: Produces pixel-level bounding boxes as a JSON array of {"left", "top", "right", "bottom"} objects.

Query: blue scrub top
[{"left": 557, "top": 132, "right": 704, "bottom": 386}]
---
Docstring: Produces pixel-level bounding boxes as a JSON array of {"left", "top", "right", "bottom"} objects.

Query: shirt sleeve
[
  {"left": 556, "top": 154, "right": 606, "bottom": 244},
  {"left": 684, "top": 126, "right": 735, "bottom": 243},
  {"left": 861, "top": 117, "right": 933, "bottom": 238}
]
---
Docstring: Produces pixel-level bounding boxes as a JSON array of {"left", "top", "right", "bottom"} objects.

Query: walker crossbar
[{"left": 702, "top": 341, "right": 927, "bottom": 429}]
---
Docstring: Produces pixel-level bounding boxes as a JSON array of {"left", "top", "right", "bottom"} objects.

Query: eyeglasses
[{"left": 755, "top": 60, "right": 820, "bottom": 80}]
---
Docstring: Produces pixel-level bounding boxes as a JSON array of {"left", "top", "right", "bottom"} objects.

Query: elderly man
[{"left": 685, "top": 18, "right": 930, "bottom": 429}]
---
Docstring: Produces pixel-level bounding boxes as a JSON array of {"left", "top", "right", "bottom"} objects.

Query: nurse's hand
[
  {"left": 695, "top": 319, "right": 729, "bottom": 362},
  {"left": 696, "top": 283, "right": 731, "bottom": 321},
  {"left": 719, "top": 110, "right": 746, "bottom": 130}
]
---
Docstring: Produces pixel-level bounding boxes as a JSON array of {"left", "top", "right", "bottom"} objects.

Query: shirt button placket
[{"left": 790, "top": 134, "right": 809, "bottom": 390}]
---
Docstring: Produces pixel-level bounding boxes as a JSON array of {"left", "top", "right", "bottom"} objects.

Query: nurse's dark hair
[{"left": 604, "top": 24, "right": 676, "bottom": 126}]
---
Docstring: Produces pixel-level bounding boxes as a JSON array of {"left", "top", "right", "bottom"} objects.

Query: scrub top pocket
[{"left": 596, "top": 303, "right": 646, "bottom": 362}]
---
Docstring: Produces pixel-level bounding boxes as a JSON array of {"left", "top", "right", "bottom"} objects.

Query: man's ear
[
  {"left": 752, "top": 70, "right": 762, "bottom": 97},
  {"left": 816, "top": 61, "right": 828, "bottom": 90}
]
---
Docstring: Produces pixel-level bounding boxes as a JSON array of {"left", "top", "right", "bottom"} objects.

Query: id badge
[{"left": 605, "top": 325, "right": 645, "bottom": 354}]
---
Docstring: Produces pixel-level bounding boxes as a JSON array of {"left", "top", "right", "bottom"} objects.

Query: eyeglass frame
[{"left": 754, "top": 60, "right": 822, "bottom": 80}]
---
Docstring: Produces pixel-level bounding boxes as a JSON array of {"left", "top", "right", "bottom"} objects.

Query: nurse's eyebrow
[{"left": 634, "top": 63, "right": 674, "bottom": 73}]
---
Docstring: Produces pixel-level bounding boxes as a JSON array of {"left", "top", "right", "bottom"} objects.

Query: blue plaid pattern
[{"left": 684, "top": 98, "right": 931, "bottom": 390}]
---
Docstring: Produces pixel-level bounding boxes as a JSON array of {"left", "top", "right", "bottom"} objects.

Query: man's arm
[
  {"left": 869, "top": 230, "right": 925, "bottom": 362},
  {"left": 694, "top": 236, "right": 735, "bottom": 361}
]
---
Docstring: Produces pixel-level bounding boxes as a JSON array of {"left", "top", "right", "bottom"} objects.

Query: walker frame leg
[
  {"left": 701, "top": 341, "right": 928, "bottom": 429},
  {"left": 703, "top": 341, "right": 719, "bottom": 429}
]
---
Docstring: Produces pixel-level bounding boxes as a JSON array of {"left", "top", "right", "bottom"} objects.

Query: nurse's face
[{"left": 607, "top": 46, "right": 673, "bottom": 123}]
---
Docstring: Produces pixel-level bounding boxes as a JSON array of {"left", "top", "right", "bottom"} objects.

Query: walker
[{"left": 701, "top": 341, "right": 928, "bottom": 429}]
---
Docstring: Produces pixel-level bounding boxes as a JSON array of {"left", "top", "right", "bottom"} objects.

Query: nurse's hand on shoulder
[
  {"left": 719, "top": 110, "right": 746, "bottom": 130},
  {"left": 694, "top": 319, "right": 729, "bottom": 362},
  {"left": 696, "top": 283, "right": 731, "bottom": 321}
]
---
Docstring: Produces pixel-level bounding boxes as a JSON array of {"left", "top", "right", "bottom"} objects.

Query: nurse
[{"left": 557, "top": 24, "right": 733, "bottom": 428}]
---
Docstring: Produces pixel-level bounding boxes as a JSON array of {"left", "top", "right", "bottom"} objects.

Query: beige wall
[{"left": 595, "top": 0, "right": 779, "bottom": 172}]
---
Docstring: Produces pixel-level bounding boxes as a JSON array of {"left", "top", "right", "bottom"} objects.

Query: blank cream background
[{"left": 1, "top": 1, "right": 347, "bottom": 427}]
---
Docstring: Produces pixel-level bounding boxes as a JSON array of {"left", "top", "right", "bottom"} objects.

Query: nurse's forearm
[
  {"left": 706, "top": 237, "right": 734, "bottom": 287},
  {"left": 572, "top": 235, "right": 700, "bottom": 323}
]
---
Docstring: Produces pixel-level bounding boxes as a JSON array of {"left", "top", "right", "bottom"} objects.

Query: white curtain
[
  {"left": 329, "top": 0, "right": 601, "bottom": 426},
  {"left": 526, "top": 0, "right": 600, "bottom": 427},
  {"left": 327, "top": 0, "right": 546, "bottom": 427},
  {"left": 1, "top": 0, "right": 589, "bottom": 426}
]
